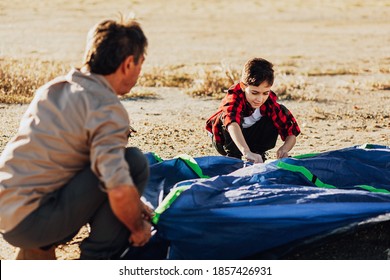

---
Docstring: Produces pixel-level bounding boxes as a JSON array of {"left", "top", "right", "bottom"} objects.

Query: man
[{"left": 0, "top": 17, "right": 152, "bottom": 259}]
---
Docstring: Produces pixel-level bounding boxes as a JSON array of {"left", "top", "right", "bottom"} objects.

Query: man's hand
[
  {"left": 107, "top": 184, "right": 152, "bottom": 247},
  {"left": 141, "top": 202, "right": 154, "bottom": 223},
  {"left": 129, "top": 220, "right": 152, "bottom": 247}
]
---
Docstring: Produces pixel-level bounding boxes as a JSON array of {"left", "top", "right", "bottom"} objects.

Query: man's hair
[
  {"left": 83, "top": 17, "right": 148, "bottom": 75},
  {"left": 241, "top": 58, "right": 274, "bottom": 86}
]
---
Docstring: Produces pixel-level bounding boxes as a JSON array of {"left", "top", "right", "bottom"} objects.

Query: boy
[{"left": 206, "top": 57, "right": 300, "bottom": 163}]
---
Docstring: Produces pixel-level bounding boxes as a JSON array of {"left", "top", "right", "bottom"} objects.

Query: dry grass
[
  {"left": 1, "top": 57, "right": 389, "bottom": 104},
  {"left": 138, "top": 69, "right": 193, "bottom": 88},
  {"left": 307, "top": 67, "right": 360, "bottom": 76},
  {"left": 371, "top": 82, "right": 390, "bottom": 91},
  {"left": 139, "top": 64, "right": 242, "bottom": 99},
  {"left": 185, "top": 67, "right": 241, "bottom": 99},
  {"left": 0, "top": 58, "right": 67, "bottom": 104},
  {"left": 0, "top": 58, "right": 241, "bottom": 103},
  {"left": 120, "top": 88, "right": 158, "bottom": 100}
]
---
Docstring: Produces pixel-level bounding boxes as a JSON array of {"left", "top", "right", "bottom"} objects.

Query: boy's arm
[
  {"left": 265, "top": 99, "right": 300, "bottom": 159},
  {"left": 227, "top": 122, "right": 263, "bottom": 163},
  {"left": 276, "top": 135, "right": 296, "bottom": 158}
]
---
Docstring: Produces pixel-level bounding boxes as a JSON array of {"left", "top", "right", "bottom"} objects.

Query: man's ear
[
  {"left": 121, "top": 55, "right": 135, "bottom": 74},
  {"left": 239, "top": 81, "right": 246, "bottom": 90}
]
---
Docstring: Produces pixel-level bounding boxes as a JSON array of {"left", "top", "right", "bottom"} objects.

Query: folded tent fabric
[
  {"left": 122, "top": 153, "right": 246, "bottom": 260},
  {"left": 142, "top": 153, "right": 246, "bottom": 209},
  {"left": 124, "top": 145, "right": 390, "bottom": 259}
]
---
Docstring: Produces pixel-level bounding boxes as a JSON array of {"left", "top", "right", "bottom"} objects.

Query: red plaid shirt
[{"left": 206, "top": 83, "right": 301, "bottom": 144}]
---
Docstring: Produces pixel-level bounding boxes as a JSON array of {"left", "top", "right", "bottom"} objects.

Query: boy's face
[{"left": 241, "top": 81, "right": 272, "bottom": 109}]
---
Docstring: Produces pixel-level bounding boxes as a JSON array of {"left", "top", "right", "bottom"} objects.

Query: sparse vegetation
[
  {"left": 121, "top": 88, "right": 158, "bottom": 100},
  {"left": 371, "top": 81, "right": 390, "bottom": 91},
  {"left": 1, "top": 57, "right": 389, "bottom": 105},
  {"left": 307, "top": 67, "right": 360, "bottom": 76},
  {"left": 138, "top": 70, "right": 193, "bottom": 88},
  {"left": 0, "top": 58, "right": 241, "bottom": 103},
  {"left": 0, "top": 58, "right": 67, "bottom": 104}
]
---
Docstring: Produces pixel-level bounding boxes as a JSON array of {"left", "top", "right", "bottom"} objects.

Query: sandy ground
[{"left": 0, "top": 0, "right": 390, "bottom": 259}]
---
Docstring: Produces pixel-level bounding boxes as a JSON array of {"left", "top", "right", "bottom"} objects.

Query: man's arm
[
  {"left": 227, "top": 122, "right": 263, "bottom": 163},
  {"left": 107, "top": 184, "right": 151, "bottom": 247}
]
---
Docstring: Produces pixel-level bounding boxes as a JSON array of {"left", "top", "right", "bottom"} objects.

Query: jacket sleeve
[
  {"left": 86, "top": 101, "right": 134, "bottom": 190},
  {"left": 261, "top": 92, "right": 301, "bottom": 141},
  {"left": 221, "top": 91, "right": 244, "bottom": 128}
]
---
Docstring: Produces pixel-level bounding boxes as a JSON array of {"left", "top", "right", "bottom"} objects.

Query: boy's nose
[{"left": 257, "top": 96, "right": 265, "bottom": 103}]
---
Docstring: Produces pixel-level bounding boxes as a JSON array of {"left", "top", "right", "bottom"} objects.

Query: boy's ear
[{"left": 239, "top": 81, "right": 246, "bottom": 90}]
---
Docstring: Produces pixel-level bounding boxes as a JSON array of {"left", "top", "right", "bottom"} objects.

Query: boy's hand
[
  {"left": 276, "top": 148, "right": 289, "bottom": 158},
  {"left": 243, "top": 151, "right": 263, "bottom": 163},
  {"left": 277, "top": 135, "right": 296, "bottom": 158}
]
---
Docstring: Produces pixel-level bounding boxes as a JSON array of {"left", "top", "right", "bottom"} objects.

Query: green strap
[
  {"left": 358, "top": 143, "right": 375, "bottom": 149},
  {"left": 175, "top": 154, "right": 210, "bottom": 179},
  {"left": 151, "top": 153, "right": 209, "bottom": 177},
  {"left": 151, "top": 154, "right": 209, "bottom": 224},
  {"left": 355, "top": 185, "right": 390, "bottom": 194},
  {"left": 151, "top": 152, "right": 164, "bottom": 162},
  {"left": 152, "top": 185, "right": 190, "bottom": 224},
  {"left": 276, "top": 161, "right": 390, "bottom": 194},
  {"left": 292, "top": 153, "right": 319, "bottom": 159},
  {"left": 277, "top": 161, "right": 336, "bottom": 189},
  {"left": 293, "top": 143, "right": 377, "bottom": 159}
]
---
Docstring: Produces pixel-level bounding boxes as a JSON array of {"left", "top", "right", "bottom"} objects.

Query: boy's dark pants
[
  {"left": 3, "top": 147, "right": 149, "bottom": 260},
  {"left": 213, "top": 117, "right": 278, "bottom": 161}
]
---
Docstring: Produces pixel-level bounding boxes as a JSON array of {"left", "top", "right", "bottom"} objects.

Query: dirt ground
[{"left": 0, "top": 0, "right": 389, "bottom": 260}]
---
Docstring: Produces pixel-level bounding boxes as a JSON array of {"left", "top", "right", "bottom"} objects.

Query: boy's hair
[
  {"left": 241, "top": 58, "right": 274, "bottom": 86},
  {"left": 83, "top": 17, "right": 148, "bottom": 75}
]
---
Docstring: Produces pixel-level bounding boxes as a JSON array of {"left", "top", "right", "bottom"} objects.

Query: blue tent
[{"left": 123, "top": 144, "right": 390, "bottom": 259}]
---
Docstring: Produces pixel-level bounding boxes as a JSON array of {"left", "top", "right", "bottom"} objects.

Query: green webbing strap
[
  {"left": 358, "top": 143, "right": 375, "bottom": 149},
  {"left": 292, "top": 153, "right": 319, "bottom": 159},
  {"left": 175, "top": 154, "right": 210, "bottom": 179},
  {"left": 151, "top": 154, "right": 209, "bottom": 224},
  {"left": 152, "top": 185, "right": 190, "bottom": 224},
  {"left": 276, "top": 161, "right": 390, "bottom": 194},
  {"left": 355, "top": 185, "right": 390, "bottom": 194},
  {"left": 277, "top": 161, "right": 336, "bottom": 189},
  {"left": 292, "top": 143, "right": 377, "bottom": 159},
  {"left": 151, "top": 152, "right": 164, "bottom": 162}
]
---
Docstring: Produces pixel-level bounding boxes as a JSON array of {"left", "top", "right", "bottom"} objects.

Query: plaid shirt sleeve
[
  {"left": 205, "top": 84, "right": 245, "bottom": 144},
  {"left": 221, "top": 87, "right": 245, "bottom": 128},
  {"left": 260, "top": 91, "right": 301, "bottom": 141}
]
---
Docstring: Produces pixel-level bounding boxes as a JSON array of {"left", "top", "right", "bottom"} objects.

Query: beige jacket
[{"left": 0, "top": 68, "right": 134, "bottom": 232}]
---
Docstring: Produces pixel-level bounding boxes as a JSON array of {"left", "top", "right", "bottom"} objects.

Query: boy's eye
[{"left": 251, "top": 91, "right": 269, "bottom": 96}]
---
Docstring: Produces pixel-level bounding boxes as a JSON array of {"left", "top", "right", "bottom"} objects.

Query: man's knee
[
  {"left": 125, "top": 147, "right": 146, "bottom": 164},
  {"left": 124, "top": 147, "right": 149, "bottom": 193}
]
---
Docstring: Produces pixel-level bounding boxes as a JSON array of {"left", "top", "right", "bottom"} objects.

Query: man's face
[
  {"left": 129, "top": 55, "right": 145, "bottom": 89},
  {"left": 242, "top": 81, "right": 272, "bottom": 109},
  {"left": 121, "top": 54, "right": 145, "bottom": 95}
]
